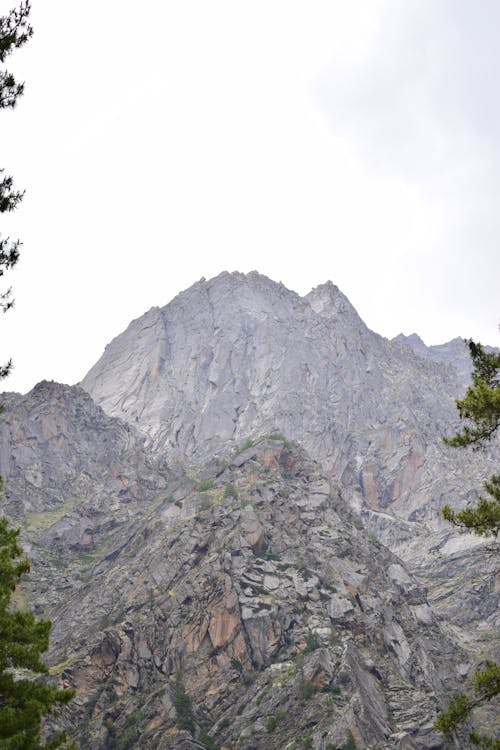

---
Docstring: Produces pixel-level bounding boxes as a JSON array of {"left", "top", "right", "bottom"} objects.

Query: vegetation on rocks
[
  {"left": 437, "top": 338, "right": 500, "bottom": 746},
  {"left": 0, "top": 482, "right": 75, "bottom": 749},
  {"left": 0, "top": 0, "right": 32, "bottom": 376}
]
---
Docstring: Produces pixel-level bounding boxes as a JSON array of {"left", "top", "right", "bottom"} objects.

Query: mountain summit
[
  {"left": 81, "top": 272, "right": 481, "bottom": 535},
  {"left": 2, "top": 271, "right": 496, "bottom": 748}
]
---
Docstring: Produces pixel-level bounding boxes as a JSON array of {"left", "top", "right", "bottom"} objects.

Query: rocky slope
[
  {"left": 391, "top": 334, "right": 473, "bottom": 387},
  {"left": 49, "top": 438, "right": 466, "bottom": 749},
  {"left": 1, "top": 271, "right": 498, "bottom": 748},
  {"left": 0, "top": 380, "right": 168, "bottom": 616},
  {"left": 81, "top": 272, "right": 493, "bottom": 537}
]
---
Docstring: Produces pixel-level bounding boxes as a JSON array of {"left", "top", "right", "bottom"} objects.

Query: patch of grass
[
  {"left": 197, "top": 480, "right": 215, "bottom": 492},
  {"left": 239, "top": 438, "right": 254, "bottom": 452},
  {"left": 48, "top": 652, "right": 78, "bottom": 675},
  {"left": 25, "top": 497, "right": 83, "bottom": 531},
  {"left": 478, "top": 631, "right": 498, "bottom": 642},
  {"left": 263, "top": 432, "right": 294, "bottom": 449}
]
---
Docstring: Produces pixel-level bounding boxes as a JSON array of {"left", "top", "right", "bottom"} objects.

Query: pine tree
[
  {"left": 0, "top": 7, "right": 75, "bottom": 748},
  {"left": 0, "top": 484, "right": 75, "bottom": 750},
  {"left": 436, "top": 338, "right": 500, "bottom": 747},
  {"left": 0, "top": 1, "right": 32, "bottom": 377},
  {"left": 441, "top": 341, "right": 500, "bottom": 539}
]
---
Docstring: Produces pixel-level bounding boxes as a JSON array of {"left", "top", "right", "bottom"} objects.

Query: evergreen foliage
[
  {"left": 444, "top": 340, "right": 500, "bottom": 449},
  {"left": 0, "top": 8, "right": 75, "bottom": 747},
  {"left": 171, "top": 673, "right": 196, "bottom": 733},
  {"left": 441, "top": 474, "right": 500, "bottom": 538},
  {"left": 437, "top": 337, "right": 500, "bottom": 746},
  {"left": 0, "top": 480, "right": 75, "bottom": 749},
  {"left": 1, "top": 1, "right": 32, "bottom": 375}
]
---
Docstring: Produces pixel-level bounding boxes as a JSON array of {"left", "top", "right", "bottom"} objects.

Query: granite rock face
[
  {"left": 0, "top": 380, "right": 168, "bottom": 618},
  {"left": 81, "top": 272, "right": 492, "bottom": 535},
  {"left": 392, "top": 334, "right": 478, "bottom": 388},
  {"left": 48, "top": 439, "right": 465, "bottom": 749},
  {"left": 2, "top": 272, "right": 498, "bottom": 748}
]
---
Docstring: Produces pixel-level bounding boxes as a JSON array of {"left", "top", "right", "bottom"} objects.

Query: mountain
[
  {"left": 36, "top": 439, "right": 468, "bottom": 749},
  {"left": 81, "top": 272, "right": 491, "bottom": 539},
  {"left": 1, "top": 271, "right": 498, "bottom": 748},
  {"left": 392, "top": 334, "right": 473, "bottom": 387}
]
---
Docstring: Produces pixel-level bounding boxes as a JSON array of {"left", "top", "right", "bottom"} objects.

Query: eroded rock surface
[
  {"left": 2, "top": 272, "right": 498, "bottom": 748},
  {"left": 81, "top": 272, "right": 493, "bottom": 539},
  {"left": 50, "top": 439, "right": 464, "bottom": 749}
]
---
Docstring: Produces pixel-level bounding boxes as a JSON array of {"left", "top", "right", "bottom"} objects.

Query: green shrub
[
  {"left": 199, "top": 728, "right": 218, "bottom": 750},
  {"left": 230, "top": 657, "right": 243, "bottom": 673},
  {"left": 197, "top": 480, "right": 214, "bottom": 492},
  {"left": 304, "top": 630, "right": 321, "bottom": 653},
  {"left": 322, "top": 683, "right": 341, "bottom": 695},
  {"left": 172, "top": 673, "right": 195, "bottom": 732},
  {"left": 199, "top": 497, "right": 212, "bottom": 511},
  {"left": 367, "top": 530, "right": 381, "bottom": 546},
  {"left": 239, "top": 438, "right": 254, "bottom": 452},
  {"left": 344, "top": 731, "right": 357, "bottom": 750},
  {"left": 242, "top": 670, "right": 256, "bottom": 685},
  {"left": 299, "top": 680, "right": 315, "bottom": 699},
  {"left": 224, "top": 484, "right": 238, "bottom": 499},
  {"left": 263, "top": 432, "right": 294, "bottom": 448},
  {"left": 266, "top": 710, "right": 285, "bottom": 732},
  {"left": 99, "top": 613, "right": 111, "bottom": 630}
]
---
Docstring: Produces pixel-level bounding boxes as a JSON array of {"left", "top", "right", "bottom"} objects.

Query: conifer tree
[
  {"left": 441, "top": 341, "right": 500, "bottom": 539},
  {"left": 436, "top": 338, "right": 500, "bottom": 747},
  {"left": 0, "top": 477, "right": 75, "bottom": 749},
  {"left": 0, "top": 0, "right": 32, "bottom": 377},
  {"left": 0, "top": 7, "right": 75, "bottom": 748}
]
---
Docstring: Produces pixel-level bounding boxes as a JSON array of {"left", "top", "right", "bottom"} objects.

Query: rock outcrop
[
  {"left": 81, "top": 272, "right": 493, "bottom": 536},
  {"left": 1, "top": 271, "right": 497, "bottom": 748},
  {"left": 49, "top": 439, "right": 465, "bottom": 749}
]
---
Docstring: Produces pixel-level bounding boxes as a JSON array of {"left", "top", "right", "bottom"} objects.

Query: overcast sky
[{"left": 1, "top": 0, "right": 499, "bottom": 394}]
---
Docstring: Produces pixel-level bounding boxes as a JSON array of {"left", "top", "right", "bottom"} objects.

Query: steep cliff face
[
  {"left": 49, "top": 439, "right": 465, "bottom": 750},
  {"left": 81, "top": 272, "right": 490, "bottom": 536},
  {"left": 0, "top": 381, "right": 169, "bottom": 619},
  {"left": 1, "top": 272, "right": 497, "bottom": 748},
  {"left": 392, "top": 334, "right": 474, "bottom": 387}
]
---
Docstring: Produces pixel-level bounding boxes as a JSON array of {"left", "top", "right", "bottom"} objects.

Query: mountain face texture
[
  {"left": 81, "top": 272, "right": 492, "bottom": 538},
  {"left": 1, "top": 271, "right": 498, "bottom": 749},
  {"left": 391, "top": 334, "right": 474, "bottom": 389},
  {"left": 46, "top": 439, "right": 465, "bottom": 750}
]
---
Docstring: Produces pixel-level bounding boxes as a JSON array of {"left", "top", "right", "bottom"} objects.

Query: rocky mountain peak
[
  {"left": 2, "top": 270, "right": 497, "bottom": 748},
  {"left": 305, "top": 280, "right": 362, "bottom": 324}
]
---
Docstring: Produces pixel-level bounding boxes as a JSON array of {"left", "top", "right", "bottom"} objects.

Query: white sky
[{"left": 1, "top": 0, "right": 499, "bottom": 394}]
